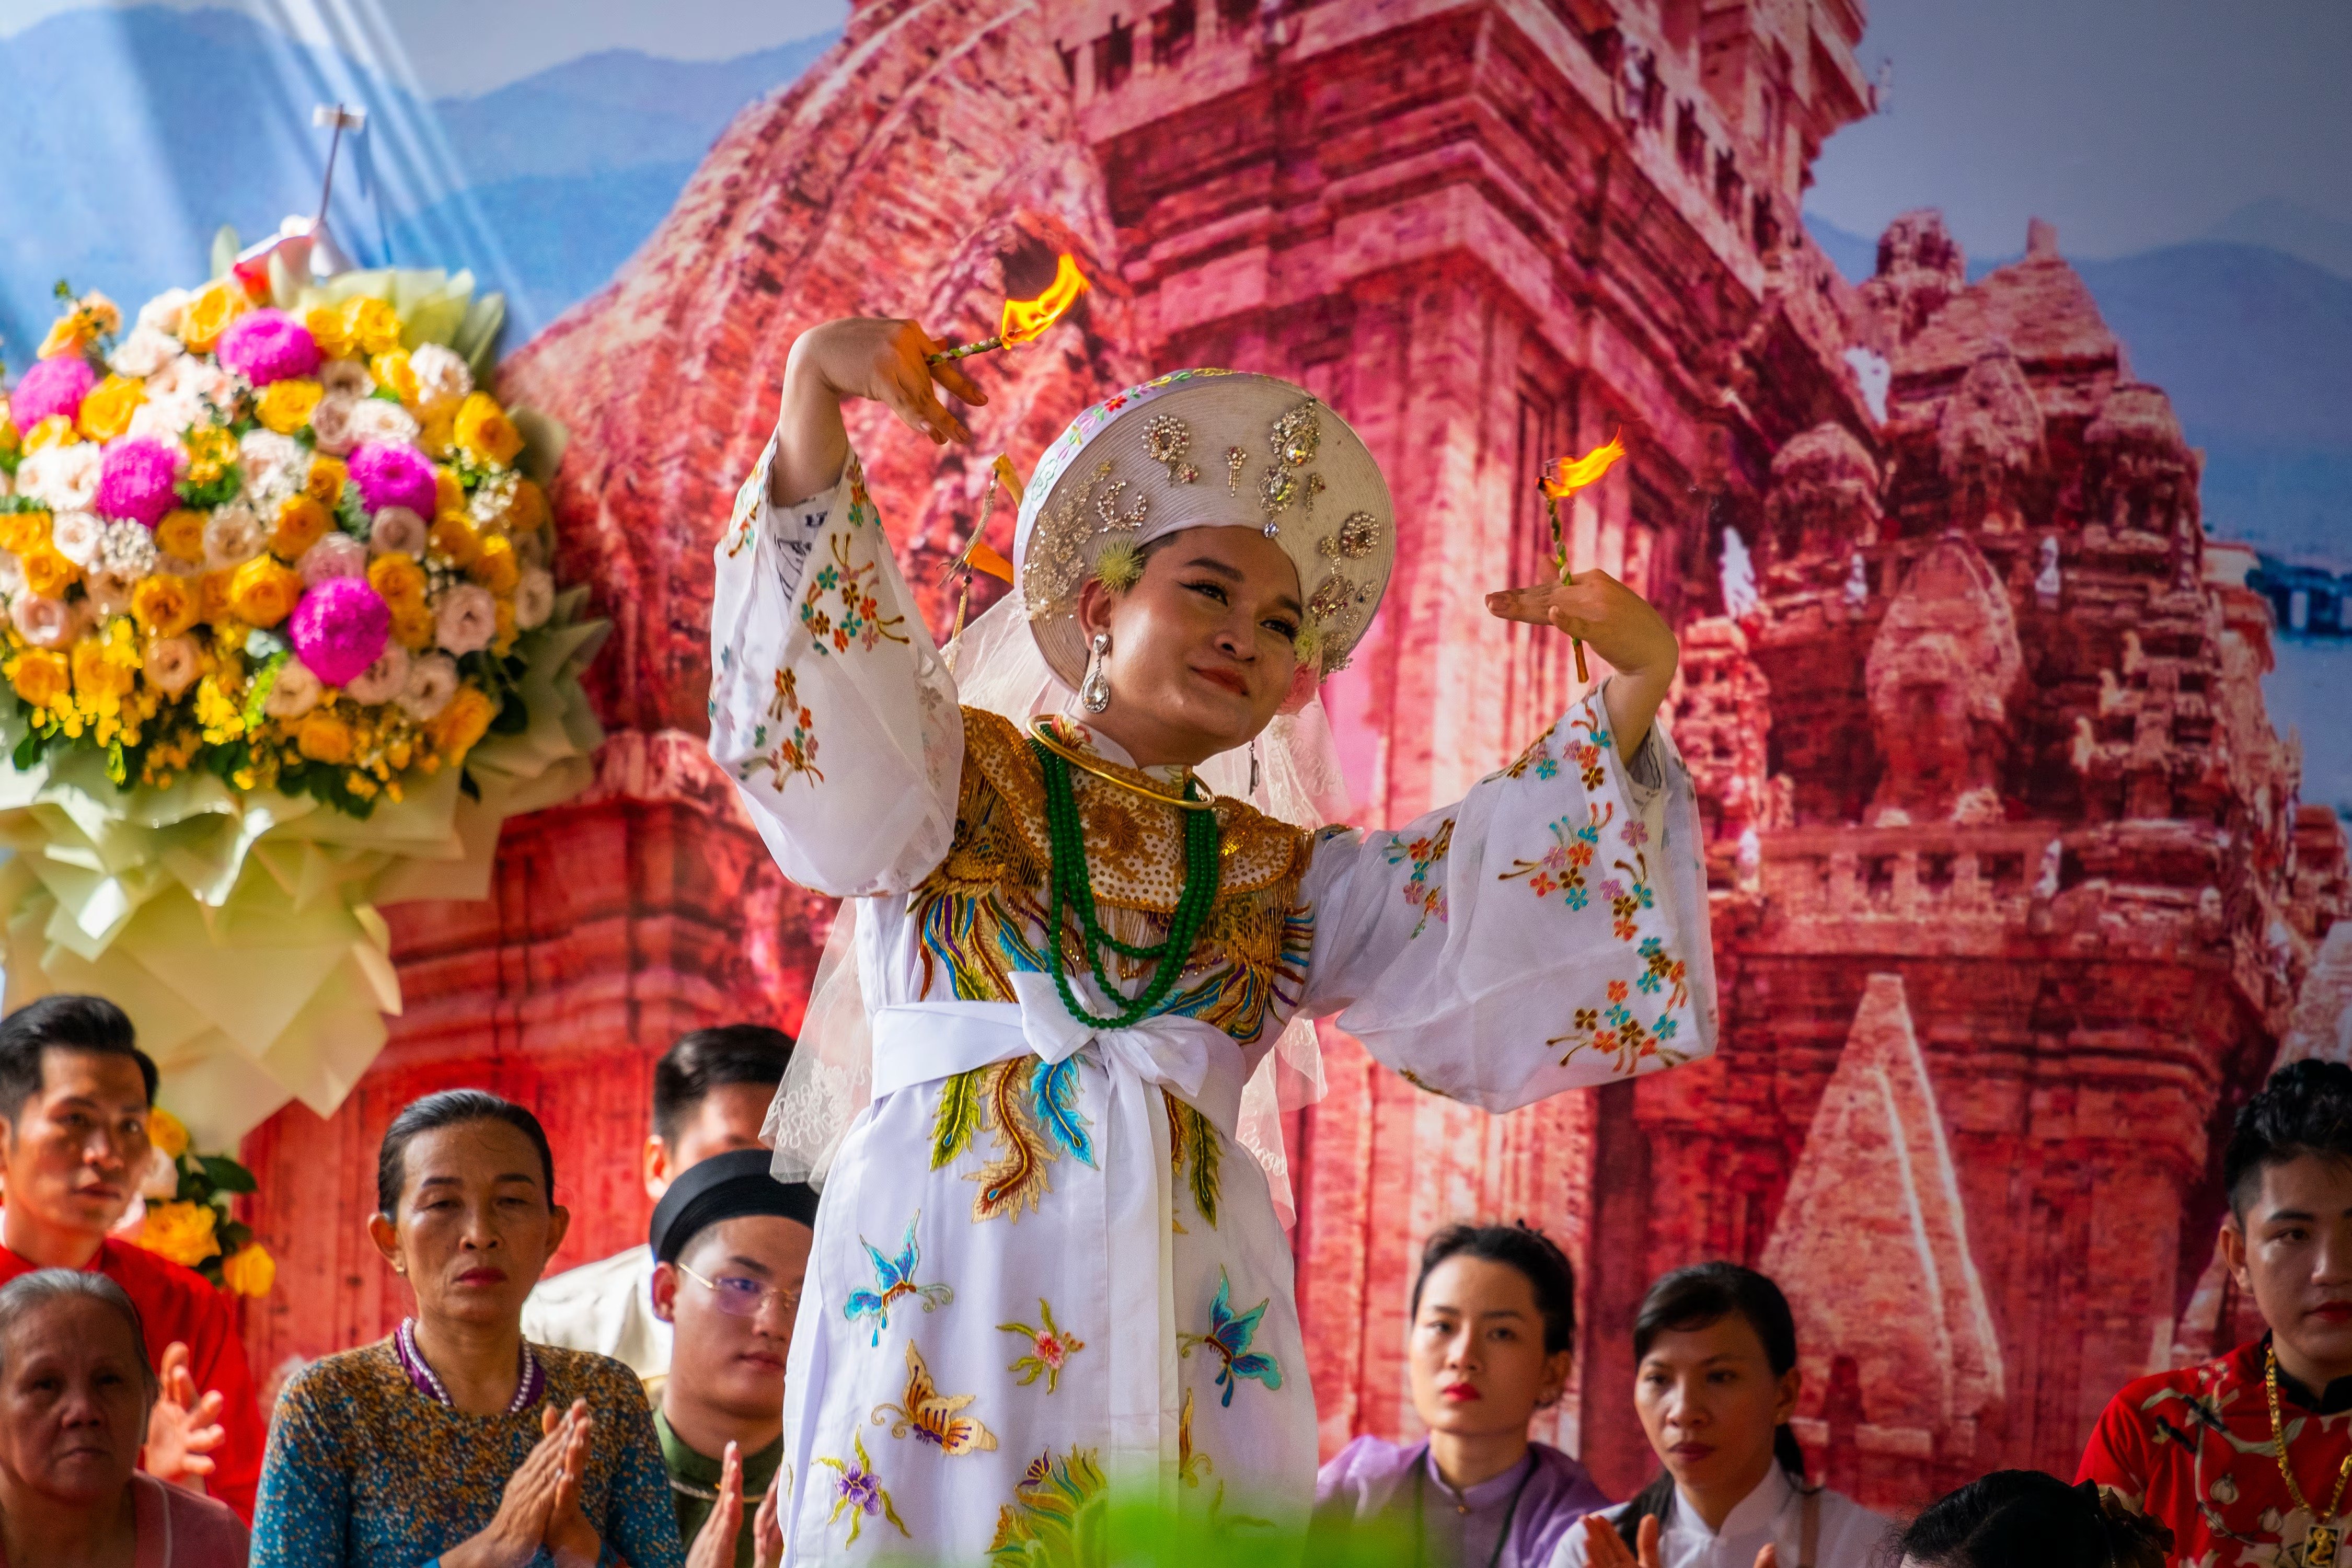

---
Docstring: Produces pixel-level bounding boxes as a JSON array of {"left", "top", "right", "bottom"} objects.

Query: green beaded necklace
[{"left": 1028, "top": 732, "right": 1224, "bottom": 1031}]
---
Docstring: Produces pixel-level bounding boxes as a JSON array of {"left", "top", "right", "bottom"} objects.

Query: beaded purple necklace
[{"left": 395, "top": 1318, "right": 546, "bottom": 1416}]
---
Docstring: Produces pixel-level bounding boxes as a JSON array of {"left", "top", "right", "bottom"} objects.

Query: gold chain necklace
[
  {"left": 2267, "top": 1344, "right": 2352, "bottom": 1567},
  {"left": 1027, "top": 717, "right": 1219, "bottom": 812}
]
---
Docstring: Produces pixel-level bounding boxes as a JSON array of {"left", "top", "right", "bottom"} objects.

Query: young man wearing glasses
[{"left": 647, "top": 1147, "right": 817, "bottom": 1568}]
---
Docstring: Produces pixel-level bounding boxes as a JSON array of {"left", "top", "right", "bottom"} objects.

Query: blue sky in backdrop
[{"left": 0, "top": 0, "right": 2344, "bottom": 806}]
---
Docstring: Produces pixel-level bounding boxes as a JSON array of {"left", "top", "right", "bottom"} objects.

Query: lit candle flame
[
  {"left": 1540, "top": 433, "right": 1628, "bottom": 499},
  {"left": 999, "top": 253, "right": 1089, "bottom": 347}
]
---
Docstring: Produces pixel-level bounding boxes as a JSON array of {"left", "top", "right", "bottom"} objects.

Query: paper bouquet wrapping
[{"left": 0, "top": 262, "right": 605, "bottom": 1146}]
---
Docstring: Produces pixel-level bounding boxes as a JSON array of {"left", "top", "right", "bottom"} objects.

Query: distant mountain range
[
  {"left": 1806, "top": 215, "right": 2351, "bottom": 569},
  {"left": 0, "top": 5, "right": 833, "bottom": 356}
]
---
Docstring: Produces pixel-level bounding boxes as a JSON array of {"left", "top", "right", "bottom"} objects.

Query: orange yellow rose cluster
[{"left": 0, "top": 279, "right": 561, "bottom": 812}]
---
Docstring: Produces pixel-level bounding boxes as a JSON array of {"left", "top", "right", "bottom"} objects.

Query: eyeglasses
[{"left": 677, "top": 1263, "right": 800, "bottom": 1322}]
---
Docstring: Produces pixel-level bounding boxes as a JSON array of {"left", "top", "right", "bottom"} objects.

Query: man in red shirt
[
  {"left": 0, "top": 994, "right": 263, "bottom": 1523},
  {"left": 2081, "top": 1057, "right": 2352, "bottom": 1567}
]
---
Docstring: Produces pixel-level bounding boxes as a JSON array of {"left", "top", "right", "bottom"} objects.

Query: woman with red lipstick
[
  {"left": 1553, "top": 1264, "right": 1887, "bottom": 1568},
  {"left": 251, "top": 1090, "right": 683, "bottom": 1568},
  {"left": 1316, "top": 1224, "right": 1611, "bottom": 1566},
  {"left": 717, "top": 321, "right": 1714, "bottom": 1561}
]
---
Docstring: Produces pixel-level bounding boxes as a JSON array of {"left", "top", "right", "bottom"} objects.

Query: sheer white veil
[{"left": 765, "top": 587, "right": 1346, "bottom": 1226}]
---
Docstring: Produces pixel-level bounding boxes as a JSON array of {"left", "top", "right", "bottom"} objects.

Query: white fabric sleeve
[
  {"left": 1298, "top": 679, "right": 1718, "bottom": 1112},
  {"left": 707, "top": 436, "right": 963, "bottom": 897}
]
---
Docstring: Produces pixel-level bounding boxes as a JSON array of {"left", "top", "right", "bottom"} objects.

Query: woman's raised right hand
[
  {"left": 439, "top": 1400, "right": 590, "bottom": 1568},
  {"left": 770, "top": 317, "right": 986, "bottom": 504}
]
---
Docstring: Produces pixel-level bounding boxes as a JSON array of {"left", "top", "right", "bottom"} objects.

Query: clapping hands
[
  {"left": 443, "top": 1399, "right": 601, "bottom": 1568},
  {"left": 1579, "top": 1512, "right": 1780, "bottom": 1568},
  {"left": 686, "top": 1440, "right": 785, "bottom": 1568}
]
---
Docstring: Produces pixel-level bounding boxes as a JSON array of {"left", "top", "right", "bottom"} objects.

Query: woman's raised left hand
[{"left": 144, "top": 1340, "right": 227, "bottom": 1491}]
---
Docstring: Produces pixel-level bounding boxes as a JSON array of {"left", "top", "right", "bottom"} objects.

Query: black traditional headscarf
[{"left": 648, "top": 1148, "right": 819, "bottom": 1264}]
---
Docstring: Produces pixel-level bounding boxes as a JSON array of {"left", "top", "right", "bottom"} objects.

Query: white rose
[
  {"left": 51, "top": 511, "right": 106, "bottom": 568},
  {"left": 126, "top": 395, "right": 201, "bottom": 442},
  {"left": 298, "top": 534, "right": 368, "bottom": 586},
  {"left": 100, "top": 520, "right": 158, "bottom": 580},
  {"left": 136, "top": 287, "right": 191, "bottom": 335},
  {"left": 11, "top": 595, "right": 78, "bottom": 650},
  {"left": 239, "top": 430, "right": 306, "bottom": 508},
  {"left": 512, "top": 567, "right": 556, "bottom": 630},
  {"left": 0, "top": 552, "right": 24, "bottom": 603},
  {"left": 308, "top": 395, "right": 360, "bottom": 456},
  {"left": 407, "top": 342, "right": 473, "bottom": 414},
  {"left": 109, "top": 326, "right": 181, "bottom": 379},
  {"left": 143, "top": 635, "right": 203, "bottom": 697},
  {"left": 202, "top": 504, "right": 267, "bottom": 569},
  {"left": 19, "top": 443, "right": 102, "bottom": 513},
  {"left": 319, "top": 359, "right": 375, "bottom": 400},
  {"left": 343, "top": 642, "right": 411, "bottom": 706},
  {"left": 347, "top": 398, "right": 421, "bottom": 447},
  {"left": 398, "top": 652, "right": 458, "bottom": 720},
  {"left": 85, "top": 569, "right": 138, "bottom": 619},
  {"left": 434, "top": 583, "right": 497, "bottom": 655},
  {"left": 368, "top": 506, "right": 428, "bottom": 557},
  {"left": 262, "top": 658, "right": 322, "bottom": 719}
]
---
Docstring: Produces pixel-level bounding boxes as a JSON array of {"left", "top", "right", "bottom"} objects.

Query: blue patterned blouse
[{"left": 252, "top": 1337, "right": 683, "bottom": 1568}]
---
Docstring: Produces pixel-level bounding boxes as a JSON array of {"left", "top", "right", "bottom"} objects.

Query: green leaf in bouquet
[
  {"left": 210, "top": 226, "right": 240, "bottom": 282},
  {"left": 454, "top": 291, "right": 506, "bottom": 382},
  {"left": 198, "top": 1154, "right": 258, "bottom": 1195},
  {"left": 336, "top": 481, "right": 372, "bottom": 539},
  {"left": 507, "top": 405, "right": 567, "bottom": 488},
  {"left": 176, "top": 467, "right": 241, "bottom": 510},
  {"left": 12, "top": 729, "right": 44, "bottom": 771},
  {"left": 488, "top": 691, "right": 530, "bottom": 736},
  {"left": 216, "top": 1218, "right": 253, "bottom": 1250}
]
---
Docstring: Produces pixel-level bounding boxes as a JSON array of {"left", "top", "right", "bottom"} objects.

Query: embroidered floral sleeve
[
  {"left": 1297, "top": 681, "right": 1717, "bottom": 1111},
  {"left": 708, "top": 437, "right": 963, "bottom": 896}
]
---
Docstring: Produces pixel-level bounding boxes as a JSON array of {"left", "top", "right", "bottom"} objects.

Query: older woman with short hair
[
  {"left": 0, "top": 1267, "right": 249, "bottom": 1567},
  {"left": 252, "top": 1089, "right": 681, "bottom": 1567}
]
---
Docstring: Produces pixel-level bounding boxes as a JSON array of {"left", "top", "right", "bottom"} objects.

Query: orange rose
[
  {"left": 179, "top": 281, "right": 249, "bottom": 355},
  {"left": 219, "top": 1242, "right": 275, "bottom": 1297},
  {"left": 20, "top": 547, "right": 78, "bottom": 599},
  {"left": 429, "top": 511, "right": 481, "bottom": 568},
  {"left": 368, "top": 551, "right": 426, "bottom": 610},
  {"left": 418, "top": 408, "right": 456, "bottom": 460},
  {"left": 341, "top": 297, "right": 403, "bottom": 358},
  {"left": 271, "top": 496, "right": 331, "bottom": 561},
  {"left": 468, "top": 533, "right": 519, "bottom": 594},
  {"left": 154, "top": 509, "right": 207, "bottom": 562},
  {"left": 131, "top": 575, "right": 200, "bottom": 639},
  {"left": 506, "top": 478, "right": 550, "bottom": 533},
  {"left": 256, "top": 378, "right": 324, "bottom": 436},
  {"left": 24, "top": 416, "right": 78, "bottom": 454},
  {"left": 228, "top": 556, "right": 303, "bottom": 627},
  {"left": 428, "top": 685, "right": 496, "bottom": 760},
  {"left": 9, "top": 650, "right": 70, "bottom": 709},
  {"left": 136, "top": 1201, "right": 220, "bottom": 1268},
  {"left": 305, "top": 455, "right": 349, "bottom": 509},
  {"left": 370, "top": 350, "right": 418, "bottom": 407},
  {"left": 198, "top": 571, "right": 237, "bottom": 625},
  {"left": 434, "top": 466, "right": 465, "bottom": 516},
  {"left": 77, "top": 375, "right": 146, "bottom": 443},
  {"left": 0, "top": 510, "right": 51, "bottom": 555},
  {"left": 389, "top": 603, "right": 435, "bottom": 650},
  {"left": 305, "top": 305, "right": 355, "bottom": 360},
  {"left": 297, "top": 711, "right": 355, "bottom": 764},
  {"left": 452, "top": 392, "right": 523, "bottom": 467},
  {"left": 70, "top": 638, "right": 134, "bottom": 705}
]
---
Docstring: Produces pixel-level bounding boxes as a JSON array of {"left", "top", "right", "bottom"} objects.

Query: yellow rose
[
  {"left": 389, "top": 603, "right": 435, "bottom": 651},
  {"left": 370, "top": 349, "right": 418, "bottom": 407},
  {"left": 418, "top": 408, "right": 456, "bottom": 460},
  {"left": 305, "top": 455, "right": 348, "bottom": 509},
  {"left": 9, "top": 650, "right": 71, "bottom": 709},
  {"left": 77, "top": 374, "right": 146, "bottom": 443},
  {"left": 341, "top": 296, "right": 403, "bottom": 357},
  {"left": 305, "top": 305, "right": 354, "bottom": 360},
  {"left": 38, "top": 314, "right": 93, "bottom": 361},
  {"left": 428, "top": 684, "right": 495, "bottom": 760},
  {"left": 137, "top": 1200, "right": 221, "bottom": 1268},
  {"left": 368, "top": 551, "right": 426, "bottom": 610},
  {"left": 228, "top": 555, "right": 303, "bottom": 627},
  {"left": 219, "top": 1242, "right": 276, "bottom": 1298},
  {"left": 271, "top": 495, "right": 331, "bottom": 561},
  {"left": 297, "top": 711, "right": 354, "bottom": 764},
  {"left": 155, "top": 508, "right": 207, "bottom": 562},
  {"left": 198, "top": 570, "right": 237, "bottom": 626},
  {"left": 131, "top": 575, "right": 200, "bottom": 638},
  {"left": 179, "top": 281, "right": 250, "bottom": 355},
  {"left": 508, "top": 478, "right": 550, "bottom": 533},
  {"left": 0, "top": 510, "right": 51, "bottom": 555},
  {"left": 453, "top": 391, "right": 523, "bottom": 467},
  {"left": 181, "top": 425, "right": 237, "bottom": 486},
  {"left": 146, "top": 1106, "right": 191, "bottom": 1159},
  {"left": 468, "top": 533, "right": 520, "bottom": 594},
  {"left": 25, "top": 416, "right": 78, "bottom": 454},
  {"left": 434, "top": 466, "right": 466, "bottom": 516},
  {"left": 70, "top": 638, "right": 134, "bottom": 704},
  {"left": 20, "top": 546, "right": 78, "bottom": 599},
  {"left": 256, "top": 378, "right": 324, "bottom": 436},
  {"left": 429, "top": 510, "right": 481, "bottom": 568}
]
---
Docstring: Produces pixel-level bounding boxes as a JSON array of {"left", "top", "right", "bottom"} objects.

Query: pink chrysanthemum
[
  {"left": 12, "top": 355, "right": 97, "bottom": 426},
  {"left": 289, "top": 575, "right": 391, "bottom": 689},
  {"left": 347, "top": 442, "right": 439, "bottom": 520},
  {"left": 94, "top": 437, "right": 182, "bottom": 527},
  {"left": 214, "top": 308, "right": 320, "bottom": 386}
]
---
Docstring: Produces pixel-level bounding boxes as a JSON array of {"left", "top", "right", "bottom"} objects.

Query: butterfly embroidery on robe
[
  {"left": 999, "top": 1298, "right": 1086, "bottom": 1393},
  {"left": 987, "top": 1445, "right": 1109, "bottom": 1566},
  {"left": 815, "top": 1431, "right": 908, "bottom": 1546},
  {"left": 870, "top": 1341, "right": 998, "bottom": 1455},
  {"left": 843, "top": 1214, "right": 955, "bottom": 1346},
  {"left": 1178, "top": 1267, "right": 1283, "bottom": 1406}
]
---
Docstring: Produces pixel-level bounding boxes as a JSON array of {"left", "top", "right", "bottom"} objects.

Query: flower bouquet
[
  {"left": 0, "top": 256, "right": 604, "bottom": 1147},
  {"left": 133, "top": 1106, "right": 274, "bottom": 1297}
]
